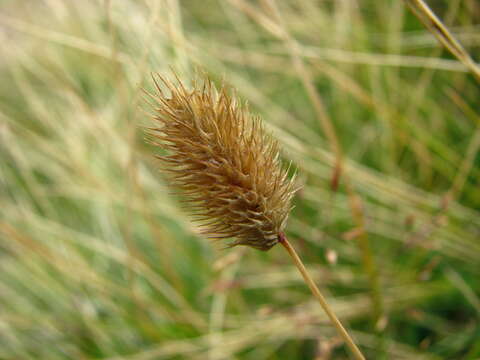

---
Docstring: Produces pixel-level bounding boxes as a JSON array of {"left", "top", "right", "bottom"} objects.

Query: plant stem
[{"left": 278, "top": 233, "right": 365, "bottom": 360}]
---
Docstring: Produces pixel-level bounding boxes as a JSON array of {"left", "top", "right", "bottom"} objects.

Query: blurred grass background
[{"left": 1, "top": 0, "right": 479, "bottom": 359}]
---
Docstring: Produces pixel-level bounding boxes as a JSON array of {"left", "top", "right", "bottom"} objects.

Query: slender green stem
[{"left": 278, "top": 233, "right": 365, "bottom": 360}]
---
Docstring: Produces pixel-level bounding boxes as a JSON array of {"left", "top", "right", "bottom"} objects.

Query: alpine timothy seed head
[{"left": 146, "top": 73, "right": 297, "bottom": 251}]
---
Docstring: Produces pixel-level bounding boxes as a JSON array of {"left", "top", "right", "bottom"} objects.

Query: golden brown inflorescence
[{"left": 146, "top": 74, "right": 297, "bottom": 251}]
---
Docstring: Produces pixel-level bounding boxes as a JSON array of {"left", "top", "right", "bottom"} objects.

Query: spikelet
[{"left": 146, "top": 74, "right": 297, "bottom": 251}]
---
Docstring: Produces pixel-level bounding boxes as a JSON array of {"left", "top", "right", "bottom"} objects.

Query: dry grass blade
[{"left": 404, "top": 0, "right": 480, "bottom": 82}]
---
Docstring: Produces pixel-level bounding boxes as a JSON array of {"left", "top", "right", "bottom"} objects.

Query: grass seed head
[{"left": 146, "top": 74, "right": 297, "bottom": 251}]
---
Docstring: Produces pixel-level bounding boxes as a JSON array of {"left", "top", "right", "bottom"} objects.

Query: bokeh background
[{"left": 1, "top": 1, "right": 479, "bottom": 359}]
